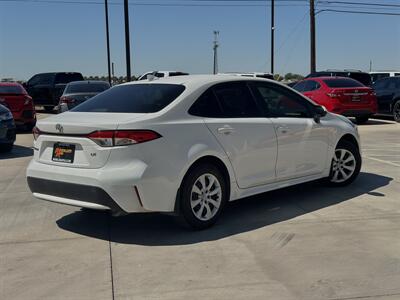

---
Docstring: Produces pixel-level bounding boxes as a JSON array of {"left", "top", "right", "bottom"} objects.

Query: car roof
[
  {"left": 0, "top": 82, "right": 23, "bottom": 86},
  {"left": 304, "top": 76, "right": 353, "bottom": 81},
  {"left": 67, "top": 80, "right": 109, "bottom": 85},
  {"left": 122, "top": 74, "right": 276, "bottom": 87}
]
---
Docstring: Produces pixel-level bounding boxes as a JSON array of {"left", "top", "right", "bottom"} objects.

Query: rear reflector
[{"left": 87, "top": 130, "right": 161, "bottom": 147}]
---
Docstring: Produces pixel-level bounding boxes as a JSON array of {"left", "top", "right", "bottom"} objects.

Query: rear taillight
[
  {"left": 60, "top": 96, "right": 75, "bottom": 104},
  {"left": 87, "top": 130, "right": 161, "bottom": 147},
  {"left": 32, "top": 126, "right": 41, "bottom": 140}
]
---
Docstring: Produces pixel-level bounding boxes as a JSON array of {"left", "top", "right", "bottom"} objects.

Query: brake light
[
  {"left": 60, "top": 96, "right": 75, "bottom": 104},
  {"left": 87, "top": 130, "right": 161, "bottom": 147},
  {"left": 32, "top": 126, "right": 41, "bottom": 140}
]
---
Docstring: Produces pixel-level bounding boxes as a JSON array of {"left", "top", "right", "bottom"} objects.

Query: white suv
[{"left": 27, "top": 75, "right": 361, "bottom": 229}]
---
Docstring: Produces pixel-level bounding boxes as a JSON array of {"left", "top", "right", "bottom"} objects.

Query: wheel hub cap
[
  {"left": 190, "top": 173, "right": 222, "bottom": 221},
  {"left": 331, "top": 149, "right": 356, "bottom": 183}
]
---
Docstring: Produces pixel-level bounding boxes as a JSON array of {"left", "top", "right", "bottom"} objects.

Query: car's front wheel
[
  {"left": 178, "top": 164, "right": 227, "bottom": 230},
  {"left": 328, "top": 140, "right": 361, "bottom": 186},
  {"left": 393, "top": 100, "right": 400, "bottom": 123}
]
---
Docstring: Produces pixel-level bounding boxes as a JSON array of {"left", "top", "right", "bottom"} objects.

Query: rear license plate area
[{"left": 52, "top": 143, "right": 75, "bottom": 163}]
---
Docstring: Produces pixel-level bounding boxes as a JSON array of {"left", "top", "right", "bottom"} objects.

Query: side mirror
[{"left": 313, "top": 105, "right": 327, "bottom": 123}]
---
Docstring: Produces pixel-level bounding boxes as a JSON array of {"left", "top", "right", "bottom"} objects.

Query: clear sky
[{"left": 1, "top": 0, "right": 399, "bottom": 81}]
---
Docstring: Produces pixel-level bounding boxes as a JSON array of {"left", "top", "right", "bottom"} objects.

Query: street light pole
[
  {"left": 104, "top": 0, "right": 111, "bottom": 85},
  {"left": 271, "top": 0, "right": 275, "bottom": 74},
  {"left": 124, "top": 0, "right": 132, "bottom": 81},
  {"left": 310, "top": 0, "right": 316, "bottom": 73},
  {"left": 213, "top": 31, "right": 219, "bottom": 74}
]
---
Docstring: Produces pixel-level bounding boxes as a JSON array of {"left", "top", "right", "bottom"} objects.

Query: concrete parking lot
[{"left": 0, "top": 115, "right": 399, "bottom": 300}]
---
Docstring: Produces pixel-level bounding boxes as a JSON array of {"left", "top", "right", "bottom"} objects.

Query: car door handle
[
  {"left": 217, "top": 126, "right": 235, "bottom": 135},
  {"left": 275, "top": 126, "right": 290, "bottom": 134}
]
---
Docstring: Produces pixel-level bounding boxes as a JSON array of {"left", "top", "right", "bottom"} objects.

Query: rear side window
[
  {"left": 169, "top": 72, "right": 189, "bottom": 77},
  {"left": 72, "top": 84, "right": 185, "bottom": 113},
  {"left": 373, "top": 79, "right": 389, "bottom": 90},
  {"left": 0, "top": 85, "right": 23, "bottom": 94},
  {"left": 189, "top": 89, "right": 222, "bottom": 118},
  {"left": 65, "top": 82, "right": 110, "bottom": 94},
  {"left": 305, "top": 80, "right": 320, "bottom": 91},
  {"left": 55, "top": 73, "right": 83, "bottom": 84},
  {"left": 293, "top": 81, "right": 307, "bottom": 92},
  {"left": 323, "top": 78, "right": 364, "bottom": 88},
  {"left": 213, "top": 82, "right": 261, "bottom": 118}
]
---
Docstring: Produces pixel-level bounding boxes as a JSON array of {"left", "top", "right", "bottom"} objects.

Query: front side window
[
  {"left": 212, "top": 82, "right": 261, "bottom": 118},
  {"left": 72, "top": 84, "right": 185, "bottom": 113},
  {"left": 251, "top": 82, "right": 313, "bottom": 118}
]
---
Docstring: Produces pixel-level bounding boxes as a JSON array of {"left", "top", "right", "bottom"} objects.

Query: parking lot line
[{"left": 364, "top": 156, "right": 400, "bottom": 167}]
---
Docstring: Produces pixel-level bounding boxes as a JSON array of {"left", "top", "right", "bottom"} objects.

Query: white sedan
[{"left": 27, "top": 75, "right": 361, "bottom": 229}]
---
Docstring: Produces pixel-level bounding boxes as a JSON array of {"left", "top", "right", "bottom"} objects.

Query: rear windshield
[
  {"left": 323, "top": 78, "right": 364, "bottom": 88},
  {"left": 55, "top": 73, "right": 84, "bottom": 84},
  {"left": 65, "top": 82, "right": 109, "bottom": 94},
  {"left": 72, "top": 84, "right": 185, "bottom": 113},
  {"left": 0, "top": 85, "right": 23, "bottom": 94}
]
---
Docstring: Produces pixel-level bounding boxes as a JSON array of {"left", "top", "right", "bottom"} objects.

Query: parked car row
[{"left": 294, "top": 70, "right": 400, "bottom": 123}]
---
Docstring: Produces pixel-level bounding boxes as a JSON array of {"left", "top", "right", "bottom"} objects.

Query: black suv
[
  {"left": 306, "top": 70, "right": 372, "bottom": 87},
  {"left": 25, "top": 72, "right": 84, "bottom": 112},
  {"left": 373, "top": 76, "right": 400, "bottom": 122}
]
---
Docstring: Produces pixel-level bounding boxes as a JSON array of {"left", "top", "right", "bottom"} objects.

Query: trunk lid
[
  {"left": 35, "top": 112, "right": 148, "bottom": 169},
  {"left": 329, "top": 87, "right": 374, "bottom": 106}
]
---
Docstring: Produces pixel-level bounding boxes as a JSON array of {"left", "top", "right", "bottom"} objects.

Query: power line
[
  {"left": 319, "top": 1, "right": 400, "bottom": 8},
  {"left": 317, "top": 9, "right": 400, "bottom": 16}
]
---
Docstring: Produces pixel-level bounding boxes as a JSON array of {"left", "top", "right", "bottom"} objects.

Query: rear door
[
  {"left": 198, "top": 82, "right": 278, "bottom": 188},
  {"left": 250, "top": 82, "right": 329, "bottom": 181}
]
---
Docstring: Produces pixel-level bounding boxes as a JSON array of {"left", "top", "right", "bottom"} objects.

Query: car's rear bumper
[
  {"left": 12, "top": 109, "right": 36, "bottom": 125},
  {"left": 26, "top": 158, "right": 171, "bottom": 214},
  {"left": 27, "top": 177, "right": 127, "bottom": 215},
  {"left": 339, "top": 109, "right": 375, "bottom": 117}
]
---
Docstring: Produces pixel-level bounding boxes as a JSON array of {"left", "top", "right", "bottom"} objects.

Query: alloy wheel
[
  {"left": 190, "top": 173, "right": 222, "bottom": 221},
  {"left": 331, "top": 149, "right": 357, "bottom": 183},
  {"left": 394, "top": 101, "right": 400, "bottom": 122}
]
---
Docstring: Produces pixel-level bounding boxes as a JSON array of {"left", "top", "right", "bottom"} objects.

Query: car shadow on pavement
[
  {"left": 0, "top": 145, "right": 33, "bottom": 159},
  {"left": 57, "top": 172, "right": 392, "bottom": 246}
]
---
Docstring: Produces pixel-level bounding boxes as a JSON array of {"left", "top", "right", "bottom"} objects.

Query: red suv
[
  {"left": 0, "top": 83, "right": 36, "bottom": 130},
  {"left": 293, "top": 77, "right": 377, "bottom": 124}
]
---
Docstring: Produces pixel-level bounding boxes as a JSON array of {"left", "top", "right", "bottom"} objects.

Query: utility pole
[
  {"left": 271, "top": 0, "right": 275, "bottom": 74},
  {"left": 112, "top": 62, "right": 115, "bottom": 84},
  {"left": 213, "top": 31, "right": 219, "bottom": 74},
  {"left": 104, "top": 0, "right": 111, "bottom": 85},
  {"left": 369, "top": 60, "right": 372, "bottom": 72},
  {"left": 310, "top": 0, "right": 316, "bottom": 73},
  {"left": 124, "top": 0, "right": 131, "bottom": 82}
]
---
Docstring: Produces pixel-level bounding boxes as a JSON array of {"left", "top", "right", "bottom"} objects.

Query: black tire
[
  {"left": 327, "top": 140, "right": 361, "bottom": 187},
  {"left": 176, "top": 163, "right": 227, "bottom": 230},
  {"left": 355, "top": 116, "right": 369, "bottom": 124},
  {"left": 44, "top": 106, "right": 54, "bottom": 112},
  {"left": 393, "top": 100, "right": 400, "bottom": 123},
  {"left": 0, "top": 143, "right": 13, "bottom": 153}
]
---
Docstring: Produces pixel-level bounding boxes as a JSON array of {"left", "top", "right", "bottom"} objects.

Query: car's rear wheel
[
  {"left": 393, "top": 100, "right": 400, "bottom": 123},
  {"left": 177, "top": 164, "right": 227, "bottom": 230},
  {"left": 355, "top": 116, "right": 369, "bottom": 124},
  {"left": 328, "top": 140, "right": 361, "bottom": 186}
]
